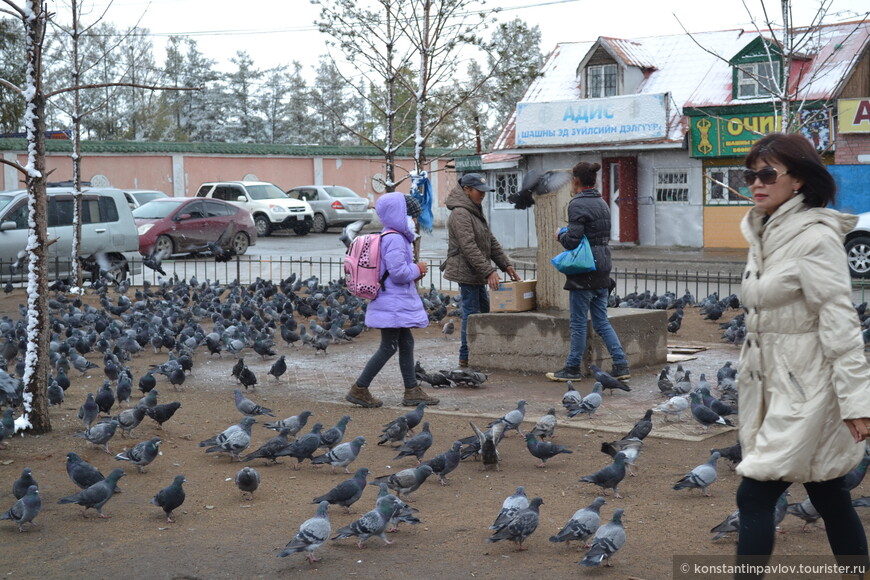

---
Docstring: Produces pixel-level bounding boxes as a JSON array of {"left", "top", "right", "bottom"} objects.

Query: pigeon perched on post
[
  {"left": 549, "top": 496, "right": 606, "bottom": 547},
  {"left": 313, "top": 467, "right": 370, "bottom": 514},
  {"left": 487, "top": 496, "right": 544, "bottom": 551},
  {"left": 525, "top": 433, "right": 573, "bottom": 468},
  {"left": 590, "top": 365, "right": 631, "bottom": 394},
  {"left": 311, "top": 436, "right": 366, "bottom": 474},
  {"left": 580, "top": 452, "right": 627, "bottom": 498},
  {"left": 490, "top": 486, "right": 529, "bottom": 532},
  {"left": 151, "top": 475, "right": 186, "bottom": 523},
  {"left": 1, "top": 485, "right": 41, "bottom": 532},
  {"left": 57, "top": 468, "right": 125, "bottom": 518},
  {"left": 115, "top": 436, "right": 162, "bottom": 473},
  {"left": 673, "top": 451, "right": 720, "bottom": 496},
  {"left": 580, "top": 508, "right": 626, "bottom": 567},
  {"left": 235, "top": 466, "right": 260, "bottom": 500},
  {"left": 279, "top": 501, "right": 331, "bottom": 563},
  {"left": 487, "top": 400, "right": 526, "bottom": 436},
  {"left": 392, "top": 422, "right": 433, "bottom": 464},
  {"left": 371, "top": 465, "right": 434, "bottom": 501},
  {"left": 233, "top": 389, "right": 274, "bottom": 417}
]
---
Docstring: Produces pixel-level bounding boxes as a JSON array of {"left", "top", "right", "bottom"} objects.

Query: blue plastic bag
[{"left": 551, "top": 236, "right": 596, "bottom": 274}]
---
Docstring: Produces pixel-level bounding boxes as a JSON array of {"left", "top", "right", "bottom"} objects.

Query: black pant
[
  {"left": 356, "top": 328, "right": 416, "bottom": 389},
  {"left": 736, "top": 476, "right": 868, "bottom": 579}
]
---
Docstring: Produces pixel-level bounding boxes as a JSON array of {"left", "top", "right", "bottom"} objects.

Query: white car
[
  {"left": 846, "top": 212, "right": 870, "bottom": 278},
  {"left": 195, "top": 181, "right": 314, "bottom": 237}
]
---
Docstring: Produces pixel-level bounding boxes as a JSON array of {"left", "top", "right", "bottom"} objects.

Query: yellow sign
[{"left": 839, "top": 99, "right": 870, "bottom": 133}]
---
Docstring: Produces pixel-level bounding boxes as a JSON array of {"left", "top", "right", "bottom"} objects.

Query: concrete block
[{"left": 467, "top": 308, "right": 667, "bottom": 374}]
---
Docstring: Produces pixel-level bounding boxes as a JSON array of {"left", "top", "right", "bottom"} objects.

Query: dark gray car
[{"left": 286, "top": 185, "right": 373, "bottom": 233}]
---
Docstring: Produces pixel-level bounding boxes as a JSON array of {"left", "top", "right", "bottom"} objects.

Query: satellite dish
[
  {"left": 371, "top": 173, "right": 386, "bottom": 194},
  {"left": 90, "top": 174, "right": 110, "bottom": 187},
  {"left": 243, "top": 173, "right": 258, "bottom": 182}
]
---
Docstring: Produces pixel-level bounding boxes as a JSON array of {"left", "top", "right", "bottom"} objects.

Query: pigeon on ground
[
  {"left": 529, "top": 408, "right": 557, "bottom": 440},
  {"left": 624, "top": 409, "right": 653, "bottom": 440},
  {"left": 375, "top": 483, "right": 421, "bottom": 532},
  {"left": 1, "top": 485, "right": 41, "bottom": 531},
  {"left": 590, "top": 364, "right": 631, "bottom": 394},
  {"left": 78, "top": 393, "right": 100, "bottom": 432},
  {"left": 235, "top": 466, "right": 260, "bottom": 500},
  {"left": 845, "top": 454, "right": 870, "bottom": 490},
  {"left": 572, "top": 383, "right": 603, "bottom": 418},
  {"left": 689, "top": 392, "right": 734, "bottom": 432},
  {"left": 549, "top": 496, "right": 606, "bottom": 547},
  {"left": 370, "top": 465, "right": 434, "bottom": 501},
  {"left": 233, "top": 389, "right": 274, "bottom": 417},
  {"left": 48, "top": 381, "right": 65, "bottom": 406},
  {"left": 57, "top": 468, "right": 125, "bottom": 518},
  {"left": 467, "top": 421, "right": 503, "bottom": 470},
  {"left": 136, "top": 389, "right": 159, "bottom": 411},
  {"left": 442, "top": 319, "right": 454, "bottom": 336},
  {"left": 151, "top": 474, "right": 186, "bottom": 523},
  {"left": 580, "top": 452, "right": 627, "bottom": 498},
  {"left": 331, "top": 498, "right": 395, "bottom": 549},
  {"left": 113, "top": 406, "right": 147, "bottom": 438},
  {"left": 601, "top": 438, "right": 643, "bottom": 476},
  {"left": 393, "top": 422, "right": 433, "bottom": 464},
  {"left": 138, "top": 372, "right": 157, "bottom": 394},
  {"left": 562, "top": 381, "right": 583, "bottom": 416},
  {"left": 242, "top": 428, "right": 295, "bottom": 464},
  {"left": 673, "top": 451, "right": 720, "bottom": 496},
  {"left": 276, "top": 423, "right": 324, "bottom": 469},
  {"left": 268, "top": 355, "right": 288, "bottom": 381},
  {"left": 657, "top": 367, "right": 676, "bottom": 396},
  {"left": 238, "top": 365, "right": 258, "bottom": 390},
  {"left": 74, "top": 419, "right": 119, "bottom": 454},
  {"left": 264, "top": 410, "right": 312, "bottom": 436},
  {"left": 490, "top": 486, "right": 529, "bottom": 532},
  {"left": 674, "top": 370, "right": 693, "bottom": 394},
  {"left": 710, "top": 509, "right": 740, "bottom": 541},
  {"left": 421, "top": 441, "right": 462, "bottom": 485},
  {"left": 487, "top": 496, "right": 544, "bottom": 551},
  {"left": 487, "top": 399, "right": 526, "bottom": 436},
  {"left": 66, "top": 452, "right": 110, "bottom": 490},
  {"left": 652, "top": 396, "right": 689, "bottom": 422},
  {"left": 199, "top": 416, "right": 256, "bottom": 461},
  {"left": 95, "top": 381, "right": 115, "bottom": 415},
  {"left": 378, "top": 416, "right": 409, "bottom": 447},
  {"left": 716, "top": 361, "right": 738, "bottom": 384},
  {"left": 384, "top": 402, "right": 427, "bottom": 434},
  {"left": 698, "top": 386, "right": 737, "bottom": 417},
  {"left": 525, "top": 433, "right": 573, "bottom": 468},
  {"left": 115, "top": 436, "right": 162, "bottom": 473},
  {"left": 319, "top": 415, "right": 351, "bottom": 449},
  {"left": 145, "top": 401, "right": 182, "bottom": 429},
  {"left": 12, "top": 468, "right": 38, "bottom": 500},
  {"left": 311, "top": 436, "right": 366, "bottom": 474},
  {"left": 313, "top": 467, "right": 370, "bottom": 514},
  {"left": 279, "top": 501, "right": 331, "bottom": 563},
  {"left": 787, "top": 497, "right": 822, "bottom": 531},
  {"left": 711, "top": 441, "right": 742, "bottom": 468},
  {"left": 580, "top": 508, "right": 626, "bottom": 567}
]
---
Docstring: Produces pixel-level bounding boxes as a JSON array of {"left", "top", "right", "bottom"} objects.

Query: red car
[{"left": 133, "top": 197, "right": 257, "bottom": 257}]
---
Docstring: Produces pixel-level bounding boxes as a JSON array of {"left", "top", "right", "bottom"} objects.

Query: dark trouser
[
  {"left": 356, "top": 328, "right": 416, "bottom": 389},
  {"left": 459, "top": 283, "right": 489, "bottom": 361},
  {"left": 736, "top": 476, "right": 868, "bottom": 579}
]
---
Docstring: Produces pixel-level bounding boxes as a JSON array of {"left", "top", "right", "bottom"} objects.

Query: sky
[{"left": 72, "top": 0, "right": 869, "bottom": 77}]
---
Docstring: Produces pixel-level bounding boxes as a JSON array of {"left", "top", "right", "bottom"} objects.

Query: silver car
[
  {"left": 286, "top": 185, "right": 373, "bottom": 233},
  {"left": 846, "top": 211, "right": 870, "bottom": 278}
]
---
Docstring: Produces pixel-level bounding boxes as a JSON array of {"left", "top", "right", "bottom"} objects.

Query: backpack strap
[{"left": 379, "top": 229, "right": 402, "bottom": 288}]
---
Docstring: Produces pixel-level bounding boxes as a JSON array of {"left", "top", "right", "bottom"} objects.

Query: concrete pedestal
[{"left": 467, "top": 308, "right": 667, "bottom": 374}]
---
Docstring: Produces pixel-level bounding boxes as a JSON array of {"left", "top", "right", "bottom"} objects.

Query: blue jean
[
  {"left": 459, "top": 284, "right": 489, "bottom": 361},
  {"left": 356, "top": 328, "right": 417, "bottom": 389},
  {"left": 566, "top": 287, "right": 627, "bottom": 369}
]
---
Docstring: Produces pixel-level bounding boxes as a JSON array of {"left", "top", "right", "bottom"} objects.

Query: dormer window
[
  {"left": 587, "top": 64, "right": 617, "bottom": 98},
  {"left": 735, "top": 61, "right": 781, "bottom": 99}
]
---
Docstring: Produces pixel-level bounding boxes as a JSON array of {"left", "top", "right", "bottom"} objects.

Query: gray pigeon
[
  {"left": 151, "top": 474, "right": 186, "bottom": 523},
  {"left": 573, "top": 383, "right": 602, "bottom": 418},
  {"left": 313, "top": 467, "right": 369, "bottom": 514},
  {"left": 421, "top": 440, "right": 462, "bottom": 486},
  {"left": 311, "top": 436, "right": 366, "bottom": 474},
  {"left": 487, "top": 496, "right": 544, "bottom": 551},
  {"left": 48, "top": 381, "right": 64, "bottom": 406},
  {"left": 590, "top": 364, "right": 631, "bottom": 394},
  {"left": 371, "top": 464, "right": 434, "bottom": 501},
  {"left": 525, "top": 433, "right": 573, "bottom": 467},
  {"left": 490, "top": 486, "right": 529, "bottom": 531},
  {"left": 235, "top": 466, "right": 260, "bottom": 500},
  {"left": 74, "top": 420, "right": 119, "bottom": 455},
  {"left": 529, "top": 408, "right": 557, "bottom": 440},
  {"left": 112, "top": 406, "right": 147, "bottom": 438},
  {"left": 279, "top": 501, "right": 331, "bottom": 563},
  {"left": 601, "top": 438, "right": 643, "bottom": 476},
  {"left": 276, "top": 423, "right": 323, "bottom": 469},
  {"left": 673, "top": 451, "right": 720, "bottom": 496},
  {"left": 383, "top": 402, "right": 426, "bottom": 433},
  {"left": 115, "top": 436, "right": 162, "bottom": 473},
  {"left": 487, "top": 399, "right": 526, "bottom": 436},
  {"left": 624, "top": 410, "right": 653, "bottom": 441},
  {"left": 580, "top": 508, "right": 626, "bottom": 567},
  {"left": 78, "top": 392, "right": 99, "bottom": 432},
  {"left": 393, "top": 422, "right": 433, "bottom": 464},
  {"left": 233, "top": 388, "right": 274, "bottom": 417},
  {"left": 378, "top": 416, "right": 409, "bottom": 447},
  {"left": 66, "top": 452, "right": 109, "bottom": 490},
  {"left": 580, "top": 452, "right": 627, "bottom": 498},
  {"left": 264, "top": 410, "right": 312, "bottom": 436},
  {"left": 199, "top": 416, "right": 256, "bottom": 461},
  {"left": 787, "top": 497, "right": 822, "bottom": 531},
  {"left": 1, "top": 484, "right": 41, "bottom": 531},
  {"left": 652, "top": 396, "right": 689, "bottom": 422},
  {"left": 319, "top": 415, "right": 351, "bottom": 449},
  {"left": 12, "top": 468, "right": 37, "bottom": 500},
  {"left": 689, "top": 392, "right": 734, "bottom": 432},
  {"left": 375, "top": 483, "right": 421, "bottom": 532},
  {"left": 550, "top": 496, "right": 606, "bottom": 547},
  {"left": 57, "top": 468, "right": 125, "bottom": 518},
  {"left": 331, "top": 497, "right": 395, "bottom": 549},
  {"left": 675, "top": 369, "right": 694, "bottom": 395},
  {"left": 561, "top": 381, "right": 583, "bottom": 416},
  {"left": 242, "top": 428, "right": 294, "bottom": 464},
  {"left": 710, "top": 509, "right": 740, "bottom": 541}
]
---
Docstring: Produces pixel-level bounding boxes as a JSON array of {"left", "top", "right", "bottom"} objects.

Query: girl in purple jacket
[{"left": 345, "top": 192, "right": 440, "bottom": 408}]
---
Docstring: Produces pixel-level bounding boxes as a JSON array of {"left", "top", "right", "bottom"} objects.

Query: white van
[
  {"left": 0, "top": 187, "right": 141, "bottom": 281},
  {"left": 195, "top": 181, "right": 314, "bottom": 237}
]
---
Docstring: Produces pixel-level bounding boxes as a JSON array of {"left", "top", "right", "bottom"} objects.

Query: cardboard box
[{"left": 491, "top": 280, "right": 537, "bottom": 313}]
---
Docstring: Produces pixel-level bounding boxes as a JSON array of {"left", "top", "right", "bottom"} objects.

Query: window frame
[
  {"left": 704, "top": 166, "right": 754, "bottom": 206},
  {"left": 734, "top": 60, "right": 782, "bottom": 100},
  {"left": 654, "top": 169, "right": 690, "bottom": 204},
  {"left": 492, "top": 171, "right": 520, "bottom": 210},
  {"left": 586, "top": 63, "right": 618, "bottom": 98}
]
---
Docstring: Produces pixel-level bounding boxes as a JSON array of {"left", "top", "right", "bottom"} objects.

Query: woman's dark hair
[
  {"left": 572, "top": 161, "right": 601, "bottom": 188},
  {"left": 744, "top": 133, "right": 836, "bottom": 208}
]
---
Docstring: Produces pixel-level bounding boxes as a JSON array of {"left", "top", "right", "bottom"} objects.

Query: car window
[
  {"left": 0, "top": 196, "right": 15, "bottom": 215},
  {"left": 323, "top": 186, "right": 360, "bottom": 199},
  {"left": 183, "top": 201, "right": 205, "bottom": 219},
  {"left": 48, "top": 198, "right": 75, "bottom": 227},
  {"left": 195, "top": 185, "right": 211, "bottom": 198},
  {"left": 246, "top": 184, "right": 288, "bottom": 200},
  {"left": 286, "top": 189, "right": 301, "bottom": 200},
  {"left": 4, "top": 201, "right": 29, "bottom": 229},
  {"left": 132, "top": 192, "right": 167, "bottom": 204},
  {"left": 205, "top": 201, "right": 230, "bottom": 217},
  {"left": 132, "top": 200, "right": 185, "bottom": 219},
  {"left": 294, "top": 188, "right": 317, "bottom": 201}
]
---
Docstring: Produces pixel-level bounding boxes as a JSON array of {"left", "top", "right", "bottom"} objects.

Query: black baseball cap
[{"left": 459, "top": 173, "right": 492, "bottom": 192}]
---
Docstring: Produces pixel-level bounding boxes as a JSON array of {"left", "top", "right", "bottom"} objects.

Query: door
[
  {"left": 172, "top": 200, "right": 210, "bottom": 252},
  {"left": 609, "top": 163, "right": 620, "bottom": 241}
]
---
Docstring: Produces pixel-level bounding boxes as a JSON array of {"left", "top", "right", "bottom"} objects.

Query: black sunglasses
[{"left": 743, "top": 167, "right": 788, "bottom": 186}]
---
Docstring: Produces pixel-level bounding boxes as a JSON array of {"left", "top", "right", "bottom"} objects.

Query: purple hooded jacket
[{"left": 364, "top": 192, "right": 429, "bottom": 329}]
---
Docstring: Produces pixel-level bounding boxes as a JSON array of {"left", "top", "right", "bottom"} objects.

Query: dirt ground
[{"left": 0, "top": 290, "right": 866, "bottom": 580}]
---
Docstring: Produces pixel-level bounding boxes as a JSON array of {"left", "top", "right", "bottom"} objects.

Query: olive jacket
[{"left": 442, "top": 189, "right": 512, "bottom": 285}]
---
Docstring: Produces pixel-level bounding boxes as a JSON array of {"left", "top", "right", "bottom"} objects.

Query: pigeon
[
  {"left": 47, "top": 381, "right": 65, "bottom": 406},
  {"left": 319, "top": 415, "right": 351, "bottom": 449},
  {"left": 264, "top": 410, "right": 313, "bottom": 436},
  {"left": 698, "top": 386, "right": 737, "bottom": 417},
  {"left": 490, "top": 486, "right": 530, "bottom": 532},
  {"left": 136, "top": 389, "right": 159, "bottom": 411},
  {"left": 572, "top": 383, "right": 603, "bottom": 418},
  {"left": 1, "top": 485, "right": 41, "bottom": 532},
  {"left": 787, "top": 497, "right": 822, "bottom": 531},
  {"left": 78, "top": 393, "right": 100, "bottom": 432},
  {"left": 242, "top": 428, "right": 295, "bottom": 464},
  {"left": 238, "top": 365, "right": 258, "bottom": 390},
  {"left": 235, "top": 466, "right": 260, "bottom": 500},
  {"left": 549, "top": 496, "right": 606, "bottom": 547},
  {"left": 525, "top": 433, "right": 573, "bottom": 468},
  {"left": 601, "top": 438, "right": 643, "bottom": 476},
  {"left": 508, "top": 169, "right": 572, "bottom": 209},
  {"left": 370, "top": 464, "right": 434, "bottom": 501},
  {"left": 113, "top": 406, "right": 147, "bottom": 438},
  {"left": 313, "top": 467, "right": 370, "bottom": 514},
  {"left": 276, "top": 423, "right": 324, "bottom": 469},
  {"left": 674, "top": 369, "right": 693, "bottom": 394},
  {"left": 487, "top": 399, "right": 526, "bottom": 436},
  {"left": 673, "top": 451, "right": 720, "bottom": 496},
  {"left": 845, "top": 454, "right": 870, "bottom": 491},
  {"left": 331, "top": 497, "right": 395, "bottom": 549},
  {"left": 143, "top": 247, "right": 167, "bottom": 276},
  {"left": 57, "top": 468, "right": 125, "bottom": 518},
  {"left": 487, "top": 496, "right": 544, "bottom": 551},
  {"left": 375, "top": 483, "right": 421, "bottom": 532},
  {"left": 151, "top": 475, "right": 186, "bottom": 523},
  {"left": 442, "top": 318, "right": 454, "bottom": 336},
  {"left": 279, "top": 501, "right": 331, "bottom": 563},
  {"left": 657, "top": 367, "right": 676, "bottom": 396},
  {"left": 233, "top": 389, "right": 274, "bottom": 417},
  {"left": 561, "top": 381, "right": 583, "bottom": 416},
  {"left": 624, "top": 410, "right": 653, "bottom": 440},
  {"left": 138, "top": 372, "right": 157, "bottom": 394},
  {"left": 711, "top": 441, "right": 742, "bottom": 468},
  {"left": 716, "top": 361, "right": 738, "bottom": 384},
  {"left": 710, "top": 509, "right": 741, "bottom": 541},
  {"left": 12, "top": 468, "right": 37, "bottom": 500},
  {"left": 378, "top": 416, "right": 409, "bottom": 447},
  {"left": 74, "top": 419, "right": 119, "bottom": 454},
  {"left": 689, "top": 392, "right": 734, "bottom": 432},
  {"left": 145, "top": 401, "right": 182, "bottom": 429},
  {"left": 421, "top": 440, "right": 462, "bottom": 486},
  {"left": 652, "top": 396, "right": 689, "bottom": 422},
  {"left": 466, "top": 421, "right": 503, "bottom": 470},
  {"left": 66, "top": 452, "right": 111, "bottom": 491},
  {"left": 580, "top": 452, "right": 627, "bottom": 498},
  {"left": 231, "top": 357, "right": 246, "bottom": 381},
  {"left": 384, "top": 402, "right": 426, "bottom": 434},
  {"left": 311, "top": 436, "right": 366, "bottom": 474},
  {"left": 115, "top": 436, "right": 162, "bottom": 473},
  {"left": 529, "top": 408, "right": 557, "bottom": 440},
  {"left": 580, "top": 508, "right": 626, "bottom": 567},
  {"left": 95, "top": 382, "right": 115, "bottom": 415},
  {"left": 268, "top": 355, "right": 288, "bottom": 381},
  {"left": 393, "top": 422, "right": 433, "bottom": 464},
  {"left": 590, "top": 364, "right": 631, "bottom": 394},
  {"left": 199, "top": 416, "right": 256, "bottom": 461}
]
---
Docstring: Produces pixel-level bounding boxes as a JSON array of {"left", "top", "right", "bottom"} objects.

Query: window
[
  {"left": 493, "top": 172, "right": 519, "bottom": 208},
  {"left": 205, "top": 201, "right": 230, "bottom": 217},
  {"left": 655, "top": 170, "right": 689, "bottom": 203},
  {"left": 705, "top": 167, "right": 753, "bottom": 205},
  {"left": 587, "top": 64, "right": 618, "bottom": 98},
  {"left": 735, "top": 61, "right": 781, "bottom": 99}
]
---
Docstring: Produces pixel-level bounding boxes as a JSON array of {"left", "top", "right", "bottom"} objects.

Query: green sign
[
  {"left": 689, "top": 109, "right": 831, "bottom": 157},
  {"left": 454, "top": 155, "right": 481, "bottom": 171}
]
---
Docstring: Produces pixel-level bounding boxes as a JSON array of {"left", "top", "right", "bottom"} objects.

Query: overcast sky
[{"left": 67, "top": 0, "right": 869, "bottom": 75}]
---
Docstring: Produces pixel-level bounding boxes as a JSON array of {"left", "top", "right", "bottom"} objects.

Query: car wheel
[
  {"left": 232, "top": 232, "right": 250, "bottom": 256},
  {"left": 155, "top": 235, "right": 174, "bottom": 257},
  {"left": 293, "top": 222, "right": 311, "bottom": 236},
  {"left": 846, "top": 236, "right": 870, "bottom": 278},
  {"left": 255, "top": 215, "right": 271, "bottom": 237},
  {"left": 312, "top": 213, "right": 328, "bottom": 233}
]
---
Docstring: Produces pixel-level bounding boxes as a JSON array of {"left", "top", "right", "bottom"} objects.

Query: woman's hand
[{"left": 845, "top": 418, "right": 870, "bottom": 443}]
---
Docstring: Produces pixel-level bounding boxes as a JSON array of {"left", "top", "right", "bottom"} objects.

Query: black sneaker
[
  {"left": 545, "top": 366, "right": 582, "bottom": 382},
  {"left": 610, "top": 364, "right": 631, "bottom": 380}
]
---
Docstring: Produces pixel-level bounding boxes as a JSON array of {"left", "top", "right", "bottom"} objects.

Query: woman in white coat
[{"left": 736, "top": 132, "right": 870, "bottom": 576}]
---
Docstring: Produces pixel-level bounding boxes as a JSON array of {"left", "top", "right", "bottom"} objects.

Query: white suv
[{"left": 195, "top": 181, "right": 314, "bottom": 237}]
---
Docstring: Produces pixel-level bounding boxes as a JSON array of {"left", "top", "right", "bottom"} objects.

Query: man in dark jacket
[
  {"left": 442, "top": 173, "right": 519, "bottom": 367},
  {"left": 546, "top": 161, "right": 630, "bottom": 382}
]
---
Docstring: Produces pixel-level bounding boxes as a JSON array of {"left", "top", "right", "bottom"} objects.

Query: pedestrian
[
  {"left": 442, "top": 173, "right": 519, "bottom": 368},
  {"left": 735, "top": 132, "right": 870, "bottom": 578},
  {"left": 345, "top": 192, "right": 440, "bottom": 408},
  {"left": 546, "top": 161, "right": 629, "bottom": 382}
]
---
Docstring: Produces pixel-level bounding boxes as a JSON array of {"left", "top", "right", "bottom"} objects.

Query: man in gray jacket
[{"left": 442, "top": 173, "right": 519, "bottom": 367}]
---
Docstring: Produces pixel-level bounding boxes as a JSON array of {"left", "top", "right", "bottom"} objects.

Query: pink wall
[
  {"left": 16, "top": 153, "right": 174, "bottom": 192},
  {"left": 181, "top": 156, "right": 315, "bottom": 195}
]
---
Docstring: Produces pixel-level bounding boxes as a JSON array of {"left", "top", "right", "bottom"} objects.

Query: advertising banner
[
  {"left": 690, "top": 109, "right": 831, "bottom": 157},
  {"left": 838, "top": 99, "right": 870, "bottom": 133}
]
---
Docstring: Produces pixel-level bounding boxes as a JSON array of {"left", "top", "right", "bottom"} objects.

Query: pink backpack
[{"left": 344, "top": 230, "right": 400, "bottom": 299}]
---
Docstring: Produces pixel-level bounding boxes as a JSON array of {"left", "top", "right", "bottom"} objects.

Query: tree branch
[
  {"left": 0, "top": 157, "right": 26, "bottom": 176},
  {"left": 0, "top": 1, "right": 25, "bottom": 19},
  {"left": 0, "top": 77, "right": 23, "bottom": 95},
  {"left": 46, "top": 82, "right": 201, "bottom": 98}
]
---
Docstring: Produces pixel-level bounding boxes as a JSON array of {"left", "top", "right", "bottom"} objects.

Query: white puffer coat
[{"left": 736, "top": 194, "right": 870, "bottom": 482}]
